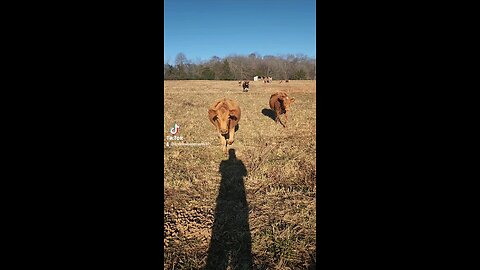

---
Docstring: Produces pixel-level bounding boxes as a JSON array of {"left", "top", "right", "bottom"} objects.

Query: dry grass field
[{"left": 164, "top": 80, "right": 316, "bottom": 269}]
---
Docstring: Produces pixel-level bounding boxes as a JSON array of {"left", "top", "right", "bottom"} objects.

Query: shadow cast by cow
[
  {"left": 261, "top": 108, "right": 276, "bottom": 122},
  {"left": 205, "top": 149, "right": 253, "bottom": 270}
]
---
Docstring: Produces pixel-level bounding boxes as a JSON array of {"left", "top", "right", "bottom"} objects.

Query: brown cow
[
  {"left": 208, "top": 98, "right": 241, "bottom": 153},
  {"left": 242, "top": 81, "right": 250, "bottom": 92},
  {"left": 269, "top": 91, "right": 295, "bottom": 127}
]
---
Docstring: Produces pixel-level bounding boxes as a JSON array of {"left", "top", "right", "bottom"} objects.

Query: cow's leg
[
  {"left": 219, "top": 134, "right": 227, "bottom": 153},
  {"left": 227, "top": 128, "right": 235, "bottom": 145},
  {"left": 278, "top": 114, "right": 286, "bottom": 128}
]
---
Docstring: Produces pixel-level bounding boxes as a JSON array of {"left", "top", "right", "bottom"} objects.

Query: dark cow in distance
[
  {"left": 242, "top": 81, "right": 250, "bottom": 92},
  {"left": 269, "top": 91, "right": 295, "bottom": 127}
]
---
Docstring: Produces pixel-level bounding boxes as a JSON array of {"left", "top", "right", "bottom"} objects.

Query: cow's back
[
  {"left": 269, "top": 92, "right": 285, "bottom": 109},
  {"left": 228, "top": 99, "right": 241, "bottom": 119},
  {"left": 269, "top": 94, "right": 278, "bottom": 110}
]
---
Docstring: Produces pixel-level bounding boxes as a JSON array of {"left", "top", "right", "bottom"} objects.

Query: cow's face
[
  {"left": 209, "top": 107, "right": 238, "bottom": 135},
  {"left": 279, "top": 95, "right": 295, "bottom": 111}
]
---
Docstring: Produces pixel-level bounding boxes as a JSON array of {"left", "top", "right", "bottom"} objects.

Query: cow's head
[
  {"left": 278, "top": 94, "right": 295, "bottom": 111},
  {"left": 208, "top": 104, "right": 239, "bottom": 135}
]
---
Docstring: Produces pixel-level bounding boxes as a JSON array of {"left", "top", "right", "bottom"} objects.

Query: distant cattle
[
  {"left": 242, "top": 81, "right": 250, "bottom": 92},
  {"left": 269, "top": 91, "right": 295, "bottom": 127},
  {"left": 208, "top": 98, "right": 241, "bottom": 153},
  {"left": 238, "top": 81, "right": 242, "bottom": 85},
  {"left": 263, "top": 76, "right": 272, "bottom": 83},
  {"left": 285, "top": 80, "right": 289, "bottom": 83}
]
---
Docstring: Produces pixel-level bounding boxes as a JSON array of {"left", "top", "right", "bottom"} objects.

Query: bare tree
[{"left": 175, "top": 53, "right": 187, "bottom": 67}]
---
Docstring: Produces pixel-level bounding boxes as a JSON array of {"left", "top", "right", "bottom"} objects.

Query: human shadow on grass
[
  {"left": 205, "top": 149, "right": 253, "bottom": 270},
  {"left": 261, "top": 108, "right": 276, "bottom": 122}
]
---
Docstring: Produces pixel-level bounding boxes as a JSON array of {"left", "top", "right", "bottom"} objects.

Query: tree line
[{"left": 164, "top": 53, "right": 316, "bottom": 80}]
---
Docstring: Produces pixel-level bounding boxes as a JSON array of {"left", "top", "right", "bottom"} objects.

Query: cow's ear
[{"left": 229, "top": 109, "right": 240, "bottom": 120}]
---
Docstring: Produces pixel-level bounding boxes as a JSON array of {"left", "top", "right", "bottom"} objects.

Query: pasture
[{"left": 164, "top": 80, "right": 316, "bottom": 269}]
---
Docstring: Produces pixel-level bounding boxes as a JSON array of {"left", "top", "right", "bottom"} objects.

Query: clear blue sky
[{"left": 164, "top": 0, "right": 316, "bottom": 64}]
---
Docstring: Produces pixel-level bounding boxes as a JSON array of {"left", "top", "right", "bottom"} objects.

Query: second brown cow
[{"left": 269, "top": 91, "right": 295, "bottom": 127}]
